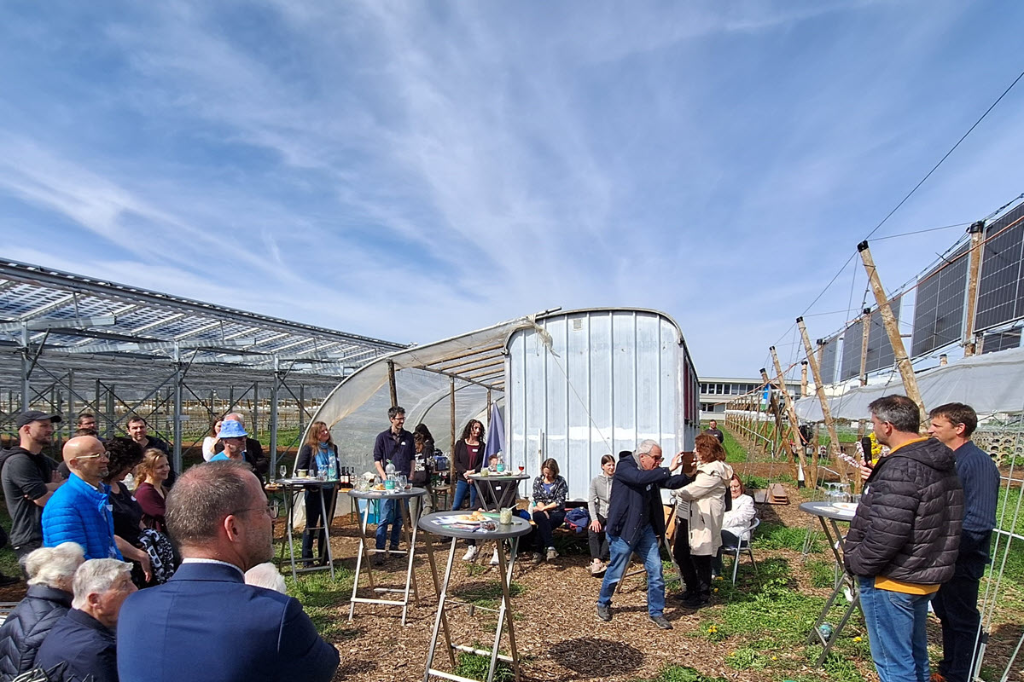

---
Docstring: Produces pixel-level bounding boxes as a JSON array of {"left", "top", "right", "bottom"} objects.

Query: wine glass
[
  {"left": 279, "top": 465, "right": 287, "bottom": 481},
  {"left": 517, "top": 465, "right": 525, "bottom": 475}
]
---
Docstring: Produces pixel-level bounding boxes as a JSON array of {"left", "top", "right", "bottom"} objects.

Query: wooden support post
[
  {"left": 797, "top": 317, "right": 847, "bottom": 483},
  {"left": 963, "top": 221, "right": 985, "bottom": 357},
  {"left": 858, "top": 307, "right": 871, "bottom": 387},
  {"left": 800, "top": 361, "right": 809, "bottom": 397},
  {"left": 387, "top": 360, "right": 398, "bottom": 408},
  {"left": 857, "top": 241, "right": 926, "bottom": 422},
  {"left": 760, "top": 368, "right": 796, "bottom": 475},
  {"left": 771, "top": 347, "right": 812, "bottom": 487}
]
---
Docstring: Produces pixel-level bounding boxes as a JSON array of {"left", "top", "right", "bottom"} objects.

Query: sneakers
[
  {"left": 589, "top": 559, "right": 606, "bottom": 576},
  {"left": 462, "top": 545, "right": 479, "bottom": 562},
  {"left": 531, "top": 552, "right": 544, "bottom": 565},
  {"left": 545, "top": 547, "right": 558, "bottom": 561},
  {"left": 490, "top": 548, "right": 500, "bottom": 566},
  {"left": 596, "top": 604, "right": 612, "bottom": 622},
  {"left": 682, "top": 593, "right": 711, "bottom": 609},
  {"left": 649, "top": 614, "right": 673, "bottom": 630},
  {"left": 372, "top": 552, "right": 385, "bottom": 567}
]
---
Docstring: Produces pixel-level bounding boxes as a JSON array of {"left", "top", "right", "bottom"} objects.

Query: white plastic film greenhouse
[{"left": 309, "top": 308, "right": 700, "bottom": 500}]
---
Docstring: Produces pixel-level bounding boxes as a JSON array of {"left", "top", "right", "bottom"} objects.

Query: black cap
[{"left": 16, "top": 410, "right": 62, "bottom": 429}]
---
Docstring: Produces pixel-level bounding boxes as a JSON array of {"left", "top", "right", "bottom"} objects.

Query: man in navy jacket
[
  {"left": 596, "top": 439, "right": 687, "bottom": 630},
  {"left": 117, "top": 461, "right": 339, "bottom": 682},
  {"left": 927, "top": 403, "right": 1001, "bottom": 682}
]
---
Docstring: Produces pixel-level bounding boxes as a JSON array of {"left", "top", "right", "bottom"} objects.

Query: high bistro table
[
  {"left": 799, "top": 500, "right": 859, "bottom": 666},
  {"left": 348, "top": 487, "right": 427, "bottom": 626},
  {"left": 266, "top": 478, "right": 337, "bottom": 582},
  {"left": 466, "top": 472, "right": 530, "bottom": 512},
  {"left": 418, "top": 512, "right": 532, "bottom": 682}
]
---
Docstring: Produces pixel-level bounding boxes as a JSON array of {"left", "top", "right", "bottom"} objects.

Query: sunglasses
[{"left": 76, "top": 451, "right": 109, "bottom": 460}]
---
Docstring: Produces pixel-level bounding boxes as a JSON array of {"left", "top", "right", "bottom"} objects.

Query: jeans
[
  {"left": 858, "top": 576, "right": 932, "bottom": 682},
  {"left": 451, "top": 479, "right": 477, "bottom": 511},
  {"left": 597, "top": 526, "right": 666, "bottom": 617},
  {"left": 531, "top": 509, "right": 566, "bottom": 551},
  {"left": 589, "top": 514, "right": 609, "bottom": 561},
  {"left": 375, "top": 498, "right": 405, "bottom": 550}
]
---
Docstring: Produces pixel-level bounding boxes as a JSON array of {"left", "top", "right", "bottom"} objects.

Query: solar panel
[
  {"left": 839, "top": 300, "right": 902, "bottom": 380},
  {"left": 975, "top": 201, "right": 1024, "bottom": 332},
  {"left": 981, "top": 330, "right": 1021, "bottom": 354},
  {"left": 819, "top": 336, "right": 838, "bottom": 385},
  {"left": 911, "top": 245, "right": 969, "bottom": 357}
]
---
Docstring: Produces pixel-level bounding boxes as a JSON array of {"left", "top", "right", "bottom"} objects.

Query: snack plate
[{"left": 833, "top": 502, "right": 858, "bottom": 512}]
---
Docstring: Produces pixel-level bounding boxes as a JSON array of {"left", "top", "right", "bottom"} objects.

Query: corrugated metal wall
[{"left": 507, "top": 309, "right": 696, "bottom": 500}]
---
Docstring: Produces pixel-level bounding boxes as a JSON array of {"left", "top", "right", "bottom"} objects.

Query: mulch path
[{"left": 309, "top": 484, "right": 851, "bottom": 682}]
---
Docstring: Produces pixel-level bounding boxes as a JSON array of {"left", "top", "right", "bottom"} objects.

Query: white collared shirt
[{"left": 181, "top": 557, "right": 245, "bottom": 579}]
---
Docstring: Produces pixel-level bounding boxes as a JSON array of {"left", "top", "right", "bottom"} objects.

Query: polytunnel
[{"left": 309, "top": 308, "right": 701, "bottom": 501}]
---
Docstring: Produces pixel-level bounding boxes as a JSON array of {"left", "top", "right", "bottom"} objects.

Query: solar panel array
[
  {"left": 911, "top": 244, "right": 969, "bottom": 357},
  {"left": 839, "top": 299, "right": 901, "bottom": 381},
  {"left": 975, "top": 201, "right": 1024, "bottom": 332},
  {"left": 818, "top": 336, "right": 839, "bottom": 385}
]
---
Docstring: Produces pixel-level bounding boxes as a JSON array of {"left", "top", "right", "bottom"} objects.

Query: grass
[
  {"left": 633, "top": 665, "right": 728, "bottom": 682},
  {"left": 452, "top": 651, "right": 515, "bottom": 682},
  {"left": 756, "top": 521, "right": 822, "bottom": 553}
]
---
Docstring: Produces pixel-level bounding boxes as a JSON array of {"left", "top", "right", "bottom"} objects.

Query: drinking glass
[{"left": 517, "top": 465, "right": 525, "bottom": 474}]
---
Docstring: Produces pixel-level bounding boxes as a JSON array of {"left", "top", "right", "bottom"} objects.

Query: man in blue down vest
[{"left": 117, "top": 461, "right": 339, "bottom": 682}]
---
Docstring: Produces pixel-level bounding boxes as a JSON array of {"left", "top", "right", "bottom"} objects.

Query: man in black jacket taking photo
[{"left": 845, "top": 395, "right": 963, "bottom": 682}]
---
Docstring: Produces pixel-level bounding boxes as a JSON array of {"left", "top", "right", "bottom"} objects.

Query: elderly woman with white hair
[
  {"left": 0, "top": 542, "right": 85, "bottom": 678},
  {"left": 36, "top": 558, "right": 136, "bottom": 682}
]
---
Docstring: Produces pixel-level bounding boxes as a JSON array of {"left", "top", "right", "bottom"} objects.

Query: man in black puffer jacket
[{"left": 845, "top": 395, "right": 963, "bottom": 682}]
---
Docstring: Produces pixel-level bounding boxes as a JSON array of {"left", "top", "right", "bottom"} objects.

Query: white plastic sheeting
[
  {"left": 308, "top": 309, "right": 700, "bottom": 499},
  {"left": 310, "top": 317, "right": 534, "bottom": 474},
  {"left": 793, "top": 346, "right": 1024, "bottom": 421}
]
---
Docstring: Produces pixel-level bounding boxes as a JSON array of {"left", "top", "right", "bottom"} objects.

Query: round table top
[
  {"left": 268, "top": 478, "right": 339, "bottom": 489},
  {"left": 799, "top": 500, "right": 858, "bottom": 521},
  {"left": 466, "top": 472, "right": 531, "bottom": 482},
  {"left": 418, "top": 511, "right": 533, "bottom": 541},
  {"left": 348, "top": 486, "right": 427, "bottom": 500}
]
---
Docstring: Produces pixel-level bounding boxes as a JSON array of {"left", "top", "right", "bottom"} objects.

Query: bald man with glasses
[{"left": 42, "top": 436, "right": 122, "bottom": 561}]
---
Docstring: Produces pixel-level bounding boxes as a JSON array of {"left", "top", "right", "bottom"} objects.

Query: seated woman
[
  {"left": 201, "top": 419, "right": 222, "bottom": 462},
  {"left": 295, "top": 421, "right": 339, "bottom": 567},
  {"left": 0, "top": 542, "right": 85, "bottom": 679},
  {"left": 530, "top": 458, "right": 569, "bottom": 562},
  {"left": 587, "top": 454, "right": 616, "bottom": 575},
  {"left": 670, "top": 433, "right": 733, "bottom": 608},
  {"left": 134, "top": 448, "right": 171, "bottom": 532},
  {"left": 715, "top": 475, "right": 757, "bottom": 576}
]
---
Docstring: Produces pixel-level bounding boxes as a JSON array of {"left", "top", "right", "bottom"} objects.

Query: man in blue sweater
[
  {"left": 42, "top": 436, "right": 121, "bottom": 561},
  {"left": 927, "top": 403, "right": 1001, "bottom": 682}
]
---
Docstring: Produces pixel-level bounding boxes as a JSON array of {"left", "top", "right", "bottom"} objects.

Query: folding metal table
[
  {"left": 418, "top": 512, "right": 532, "bottom": 682},
  {"left": 347, "top": 487, "right": 427, "bottom": 625},
  {"left": 799, "top": 501, "right": 859, "bottom": 666},
  {"left": 269, "top": 478, "right": 337, "bottom": 582}
]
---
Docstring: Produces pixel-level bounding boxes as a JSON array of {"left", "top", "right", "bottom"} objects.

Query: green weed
[{"left": 452, "top": 651, "right": 515, "bottom": 682}]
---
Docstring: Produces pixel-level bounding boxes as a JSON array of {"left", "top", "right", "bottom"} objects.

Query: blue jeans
[
  {"left": 451, "top": 479, "right": 477, "bottom": 511},
  {"left": 597, "top": 526, "right": 666, "bottom": 617},
  {"left": 375, "top": 498, "right": 404, "bottom": 550},
  {"left": 858, "top": 576, "right": 932, "bottom": 682}
]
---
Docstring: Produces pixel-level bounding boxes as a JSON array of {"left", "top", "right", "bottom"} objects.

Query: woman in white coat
[
  {"left": 715, "top": 475, "right": 757, "bottom": 576},
  {"left": 671, "top": 433, "right": 733, "bottom": 608}
]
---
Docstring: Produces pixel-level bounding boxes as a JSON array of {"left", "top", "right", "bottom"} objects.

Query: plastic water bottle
[{"left": 385, "top": 459, "right": 396, "bottom": 491}]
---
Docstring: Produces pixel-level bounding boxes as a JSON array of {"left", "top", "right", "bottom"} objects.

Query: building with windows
[{"left": 699, "top": 376, "right": 803, "bottom": 420}]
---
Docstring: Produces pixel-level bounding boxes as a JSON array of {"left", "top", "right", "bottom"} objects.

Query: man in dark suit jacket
[
  {"left": 596, "top": 440, "right": 687, "bottom": 630},
  {"left": 117, "top": 461, "right": 339, "bottom": 682}
]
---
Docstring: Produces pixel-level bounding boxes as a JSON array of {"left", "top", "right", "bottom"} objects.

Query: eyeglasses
[
  {"left": 232, "top": 503, "right": 279, "bottom": 519},
  {"left": 76, "top": 451, "right": 109, "bottom": 460}
]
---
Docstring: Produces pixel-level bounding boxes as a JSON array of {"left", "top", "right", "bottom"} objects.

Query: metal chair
[{"left": 721, "top": 517, "right": 760, "bottom": 585}]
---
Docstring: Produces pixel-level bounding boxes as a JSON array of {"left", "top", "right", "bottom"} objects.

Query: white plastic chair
[{"left": 721, "top": 517, "right": 760, "bottom": 585}]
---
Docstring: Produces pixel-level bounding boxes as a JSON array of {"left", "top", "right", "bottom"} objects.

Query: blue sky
[{"left": 1, "top": 1, "right": 1022, "bottom": 378}]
